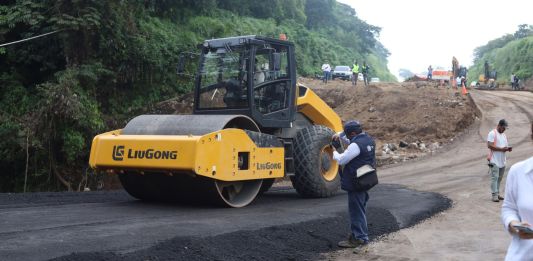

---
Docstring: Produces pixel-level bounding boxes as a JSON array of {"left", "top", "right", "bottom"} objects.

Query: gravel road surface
[{"left": 327, "top": 89, "right": 533, "bottom": 260}]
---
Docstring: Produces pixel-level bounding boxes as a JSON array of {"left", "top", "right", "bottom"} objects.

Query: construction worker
[
  {"left": 427, "top": 65, "right": 433, "bottom": 81},
  {"left": 321, "top": 62, "right": 331, "bottom": 84},
  {"left": 484, "top": 61, "right": 490, "bottom": 84},
  {"left": 487, "top": 119, "right": 512, "bottom": 202},
  {"left": 460, "top": 76, "right": 467, "bottom": 89},
  {"left": 253, "top": 58, "right": 265, "bottom": 85},
  {"left": 331, "top": 121, "right": 376, "bottom": 251},
  {"left": 351, "top": 61, "right": 359, "bottom": 86},
  {"left": 511, "top": 73, "right": 520, "bottom": 91},
  {"left": 361, "top": 62, "right": 369, "bottom": 86}
]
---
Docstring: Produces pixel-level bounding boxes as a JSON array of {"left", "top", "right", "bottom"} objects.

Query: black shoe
[
  {"left": 352, "top": 244, "right": 369, "bottom": 254},
  {"left": 498, "top": 195, "right": 504, "bottom": 200},
  {"left": 338, "top": 236, "right": 367, "bottom": 248}
]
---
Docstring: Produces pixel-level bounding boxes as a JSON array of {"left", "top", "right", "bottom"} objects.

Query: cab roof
[{"left": 203, "top": 35, "right": 294, "bottom": 48}]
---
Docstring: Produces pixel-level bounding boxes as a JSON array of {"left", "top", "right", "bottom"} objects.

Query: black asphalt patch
[
  {"left": 51, "top": 208, "right": 396, "bottom": 261},
  {"left": 47, "top": 184, "right": 451, "bottom": 261}
]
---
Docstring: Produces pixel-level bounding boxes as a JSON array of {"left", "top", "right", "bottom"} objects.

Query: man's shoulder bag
[{"left": 354, "top": 164, "right": 378, "bottom": 191}]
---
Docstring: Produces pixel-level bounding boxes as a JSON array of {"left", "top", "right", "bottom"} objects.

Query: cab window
[{"left": 253, "top": 44, "right": 290, "bottom": 114}]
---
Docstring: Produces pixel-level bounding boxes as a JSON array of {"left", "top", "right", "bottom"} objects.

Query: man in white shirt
[
  {"left": 501, "top": 122, "right": 533, "bottom": 260},
  {"left": 321, "top": 62, "right": 331, "bottom": 84},
  {"left": 253, "top": 64, "right": 265, "bottom": 85},
  {"left": 487, "top": 119, "right": 512, "bottom": 202}
]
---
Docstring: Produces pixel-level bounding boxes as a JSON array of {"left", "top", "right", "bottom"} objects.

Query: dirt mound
[
  {"left": 300, "top": 78, "right": 479, "bottom": 165},
  {"left": 152, "top": 92, "right": 194, "bottom": 114},
  {"left": 514, "top": 77, "right": 532, "bottom": 92}
]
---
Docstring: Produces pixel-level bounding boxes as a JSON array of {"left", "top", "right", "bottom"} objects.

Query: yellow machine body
[
  {"left": 296, "top": 85, "right": 343, "bottom": 133},
  {"left": 87, "top": 36, "right": 345, "bottom": 207},
  {"left": 89, "top": 128, "right": 285, "bottom": 181}
]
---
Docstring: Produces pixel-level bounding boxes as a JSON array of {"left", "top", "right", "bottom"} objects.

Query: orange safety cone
[{"left": 461, "top": 83, "right": 469, "bottom": 95}]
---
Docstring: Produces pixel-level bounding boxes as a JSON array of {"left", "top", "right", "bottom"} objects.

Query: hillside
[
  {"left": 0, "top": 0, "right": 395, "bottom": 192},
  {"left": 469, "top": 25, "right": 533, "bottom": 85}
]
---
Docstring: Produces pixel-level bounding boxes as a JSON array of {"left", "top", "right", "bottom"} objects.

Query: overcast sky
[{"left": 338, "top": 0, "right": 533, "bottom": 79}]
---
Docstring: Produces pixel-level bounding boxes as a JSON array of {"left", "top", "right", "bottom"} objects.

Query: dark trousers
[
  {"left": 323, "top": 71, "right": 330, "bottom": 83},
  {"left": 363, "top": 73, "right": 369, "bottom": 86},
  {"left": 348, "top": 190, "right": 369, "bottom": 242}
]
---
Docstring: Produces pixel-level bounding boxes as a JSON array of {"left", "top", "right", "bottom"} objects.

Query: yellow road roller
[{"left": 89, "top": 36, "right": 342, "bottom": 207}]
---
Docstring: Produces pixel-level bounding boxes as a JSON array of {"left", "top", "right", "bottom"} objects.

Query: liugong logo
[
  {"left": 112, "top": 146, "right": 177, "bottom": 161},
  {"left": 112, "top": 145, "right": 125, "bottom": 161},
  {"left": 256, "top": 162, "right": 282, "bottom": 170}
]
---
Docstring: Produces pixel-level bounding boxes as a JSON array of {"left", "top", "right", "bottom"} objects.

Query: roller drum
[{"left": 118, "top": 114, "right": 269, "bottom": 208}]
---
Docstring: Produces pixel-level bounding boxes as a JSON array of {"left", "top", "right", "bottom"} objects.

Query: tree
[
  {"left": 305, "top": 0, "right": 335, "bottom": 29},
  {"left": 514, "top": 24, "right": 533, "bottom": 39}
]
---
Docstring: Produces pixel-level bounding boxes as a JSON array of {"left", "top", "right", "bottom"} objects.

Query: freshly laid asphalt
[{"left": 0, "top": 184, "right": 450, "bottom": 261}]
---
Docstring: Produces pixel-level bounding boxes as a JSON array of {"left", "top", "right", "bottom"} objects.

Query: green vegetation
[
  {"left": 0, "top": 0, "right": 394, "bottom": 192},
  {"left": 469, "top": 24, "right": 533, "bottom": 84}
]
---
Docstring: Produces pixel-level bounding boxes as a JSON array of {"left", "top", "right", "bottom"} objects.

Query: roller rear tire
[{"left": 291, "top": 125, "right": 340, "bottom": 197}]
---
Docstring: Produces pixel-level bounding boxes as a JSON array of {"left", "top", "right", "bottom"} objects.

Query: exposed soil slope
[{"left": 301, "top": 79, "right": 479, "bottom": 163}]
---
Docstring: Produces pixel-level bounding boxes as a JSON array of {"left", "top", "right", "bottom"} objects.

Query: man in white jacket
[{"left": 501, "top": 122, "right": 533, "bottom": 260}]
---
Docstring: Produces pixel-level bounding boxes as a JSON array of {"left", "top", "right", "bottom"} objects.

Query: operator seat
[{"left": 223, "top": 79, "right": 247, "bottom": 107}]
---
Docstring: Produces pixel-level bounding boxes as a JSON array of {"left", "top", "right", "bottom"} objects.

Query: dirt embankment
[{"left": 300, "top": 78, "right": 479, "bottom": 165}]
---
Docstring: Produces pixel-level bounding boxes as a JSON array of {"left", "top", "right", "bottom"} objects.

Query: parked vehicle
[{"left": 332, "top": 66, "right": 351, "bottom": 80}]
